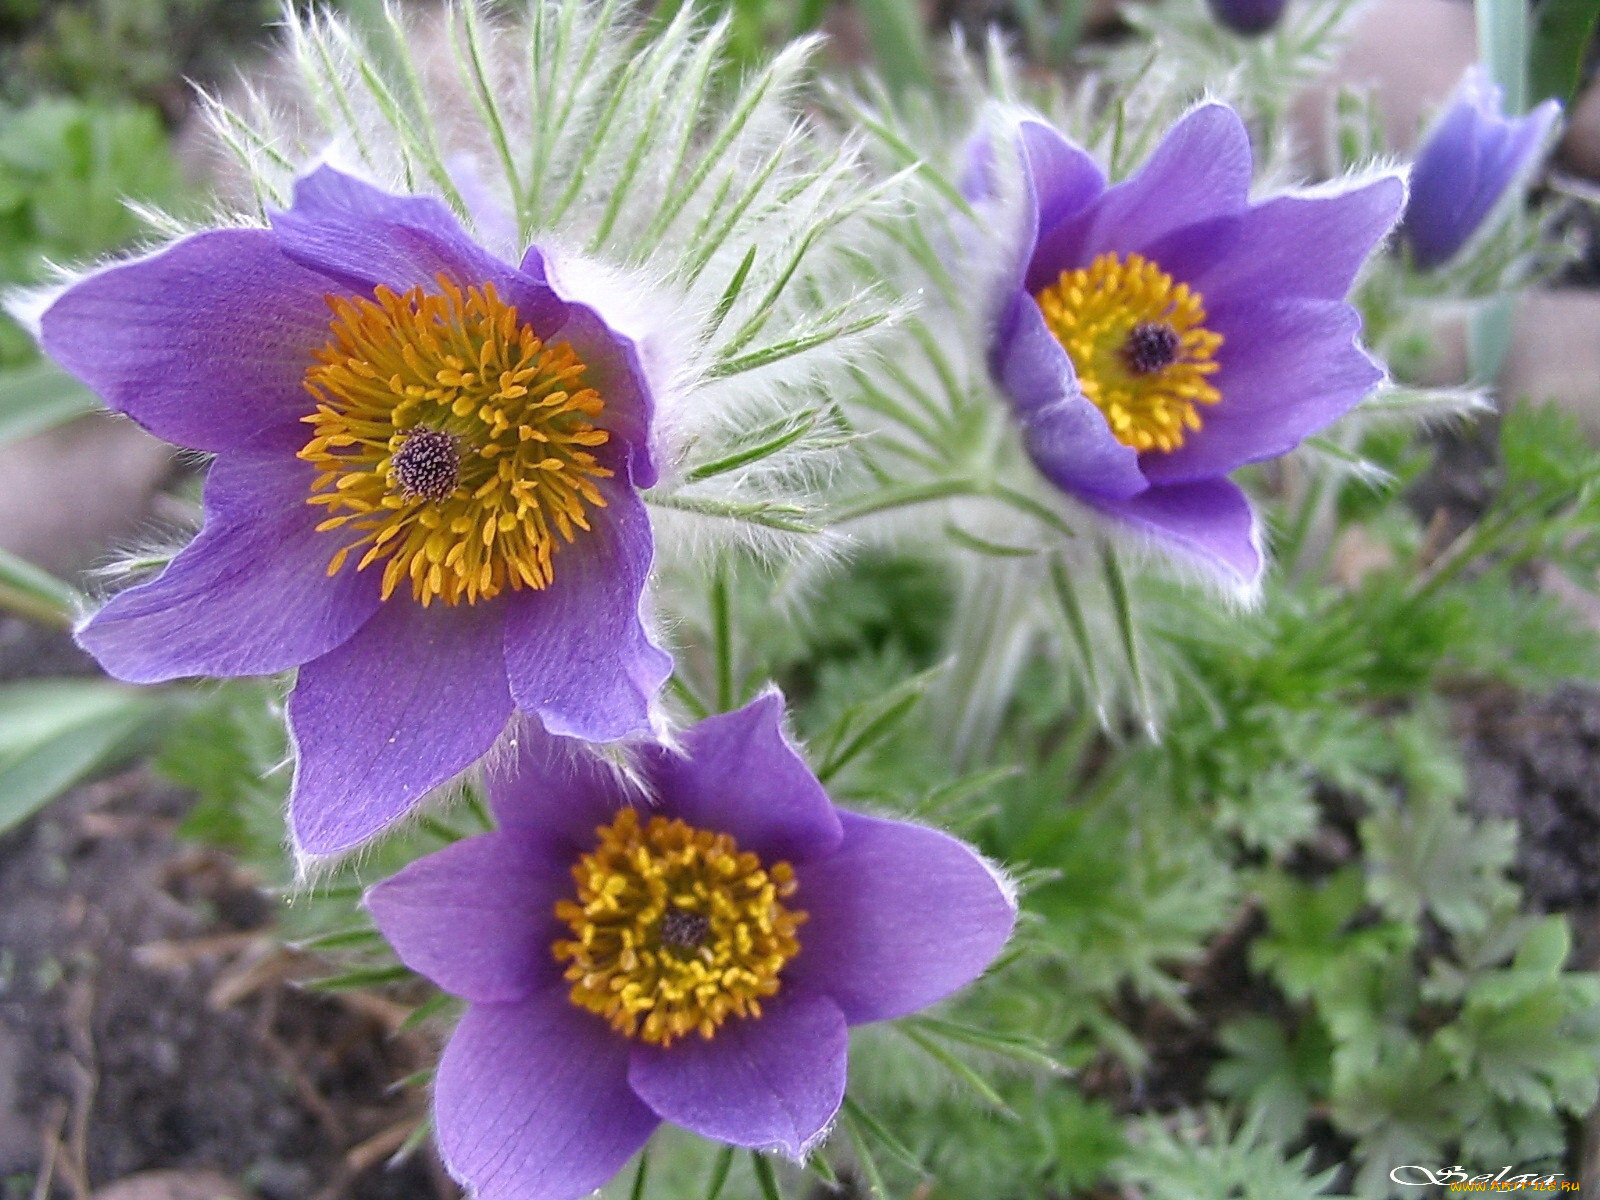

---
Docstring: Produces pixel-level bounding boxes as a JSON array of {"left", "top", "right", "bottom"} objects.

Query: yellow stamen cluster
[
  {"left": 553, "top": 808, "right": 805, "bottom": 1047},
  {"left": 298, "top": 275, "right": 613, "bottom": 606},
  {"left": 1035, "top": 252, "right": 1224, "bottom": 453}
]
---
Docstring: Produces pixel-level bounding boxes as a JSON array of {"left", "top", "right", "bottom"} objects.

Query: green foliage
[
  {"left": 0, "top": 0, "right": 277, "bottom": 106},
  {"left": 0, "top": 541, "right": 80, "bottom": 625},
  {"left": 802, "top": 396, "right": 1600, "bottom": 1197},
  {"left": 1361, "top": 775, "right": 1518, "bottom": 938},
  {"left": 1119, "top": 1109, "right": 1347, "bottom": 1200},
  {"left": 0, "top": 96, "right": 185, "bottom": 368},
  {"left": 647, "top": 0, "right": 932, "bottom": 85},
  {"left": 1529, "top": 0, "right": 1600, "bottom": 104},
  {"left": 0, "top": 677, "right": 165, "bottom": 833},
  {"left": 0, "top": 359, "right": 97, "bottom": 448},
  {"left": 1211, "top": 1016, "right": 1333, "bottom": 1145},
  {"left": 0, "top": 98, "right": 181, "bottom": 271},
  {"left": 157, "top": 680, "right": 292, "bottom": 863}
]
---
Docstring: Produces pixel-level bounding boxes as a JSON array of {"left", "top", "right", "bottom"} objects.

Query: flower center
[
  {"left": 1122, "top": 321, "right": 1181, "bottom": 375},
  {"left": 390, "top": 427, "right": 462, "bottom": 501},
  {"left": 553, "top": 808, "right": 805, "bottom": 1047},
  {"left": 658, "top": 907, "right": 713, "bottom": 950},
  {"left": 1034, "top": 252, "right": 1223, "bottom": 454},
  {"left": 297, "top": 275, "right": 614, "bottom": 607}
]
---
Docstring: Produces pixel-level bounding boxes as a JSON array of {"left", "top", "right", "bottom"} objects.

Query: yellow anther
[
  {"left": 1034, "top": 252, "right": 1224, "bottom": 454},
  {"left": 553, "top": 809, "right": 805, "bottom": 1047},
  {"left": 297, "top": 275, "right": 613, "bottom": 606}
]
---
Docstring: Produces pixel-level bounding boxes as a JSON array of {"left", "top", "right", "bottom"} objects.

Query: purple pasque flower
[
  {"left": 975, "top": 103, "right": 1403, "bottom": 596},
  {"left": 42, "top": 166, "right": 672, "bottom": 856},
  {"left": 1401, "top": 67, "right": 1562, "bottom": 270},
  {"left": 366, "top": 692, "right": 1016, "bottom": 1200}
]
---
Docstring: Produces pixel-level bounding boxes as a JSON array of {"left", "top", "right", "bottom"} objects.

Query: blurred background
[{"left": 3, "top": 1, "right": 1600, "bottom": 1199}]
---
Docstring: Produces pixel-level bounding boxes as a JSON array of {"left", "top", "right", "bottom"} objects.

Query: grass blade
[
  {"left": 0, "top": 546, "right": 81, "bottom": 628},
  {"left": 0, "top": 361, "right": 99, "bottom": 448},
  {"left": 0, "top": 680, "right": 159, "bottom": 835}
]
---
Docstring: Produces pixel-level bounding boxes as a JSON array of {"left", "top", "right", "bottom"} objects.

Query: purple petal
[
  {"left": 1142, "top": 298, "right": 1384, "bottom": 483},
  {"left": 1148, "top": 175, "right": 1405, "bottom": 304},
  {"left": 788, "top": 811, "right": 1015, "bottom": 1025},
  {"left": 366, "top": 830, "right": 568, "bottom": 1003},
  {"left": 1029, "top": 103, "right": 1253, "bottom": 292},
  {"left": 532, "top": 249, "right": 661, "bottom": 489},
  {"left": 626, "top": 987, "right": 847, "bottom": 1158},
  {"left": 289, "top": 598, "right": 513, "bottom": 856},
  {"left": 487, "top": 720, "right": 642, "bottom": 861},
  {"left": 271, "top": 166, "right": 566, "bottom": 333},
  {"left": 1019, "top": 118, "right": 1107, "bottom": 245},
  {"left": 993, "top": 117, "right": 1105, "bottom": 303},
  {"left": 436, "top": 989, "right": 658, "bottom": 1200},
  {"left": 996, "top": 295, "right": 1148, "bottom": 501},
  {"left": 501, "top": 480, "right": 669, "bottom": 744},
  {"left": 1082, "top": 477, "right": 1263, "bottom": 595},
  {"left": 40, "top": 228, "right": 332, "bottom": 452},
  {"left": 76, "top": 427, "right": 379, "bottom": 683},
  {"left": 640, "top": 693, "right": 843, "bottom": 865}
]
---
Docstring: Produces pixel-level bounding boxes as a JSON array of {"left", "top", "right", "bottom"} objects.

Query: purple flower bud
[
  {"left": 1401, "top": 68, "right": 1562, "bottom": 269},
  {"left": 1206, "top": 0, "right": 1288, "bottom": 36}
]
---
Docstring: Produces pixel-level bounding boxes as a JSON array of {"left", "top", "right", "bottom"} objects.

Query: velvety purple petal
[
  {"left": 41, "top": 228, "right": 332, "bottom": 452},
  {"left": 271, "top": 166, "right": 566, "bottom": 334},
  {"left": 1142, "top": 298, "right": 1383, "bottom": 483},
  {"left": 788, "top": 811, "right": 1015, "bottom": 1025},
  {"left": 1148, "top": 175, "right": 1405, "bottom": 304},
  {"left": 289, "top": 598, "right": 513, "bottom": 856},
  {"left": 997, "top": 295, "right": 1148, "bottom": 501},
  {"left": 76, "top": 427, "right": 379, "bottom": 683},
  {"left": 529, "top": 249, "right": 660, "bottom": 488},
  {"left": 501, "top": 479, "right": 669, "bottom": 744},
  {"left": 1019, "top": 118, "right": 1106, "bottom": 243},
  {"left": 487, "top": 719, "right": 641, "bottom": 861},
  {"left": 436, "top": 989, "right": 658, "bottom": 1200},
  {"left": 366, "top": 830, "right": 568, "bottom": 1003},
  {"left": 1082, "top": 477, "right": 1263, "bottom": 595},
  {"left": 626, "top": 987, "right": 847, "bottom": 1158},
  {"left": 1028, "top": 103, "right": 1253, "bottom": 292},
  {"left": 639, "top": 692, "right": 842, "bottom": 865},
  {"left": 997, "top": 117, "right": 1105, "bottom": 302}
]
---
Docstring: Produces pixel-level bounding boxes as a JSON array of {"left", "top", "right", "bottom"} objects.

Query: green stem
[
  {"left": 828, "top": 477, "right": 981, "bottom": 525},
  {"left": 711, "top": 566, "right": 735, "bottom": 713},
  {"left": 704, "top": 1145, "right": 735, "bottom": 1200}
]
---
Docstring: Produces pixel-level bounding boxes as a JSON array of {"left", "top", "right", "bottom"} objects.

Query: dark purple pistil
[
  {"left": 658, "top": 908, "right": 711, "bottom": 950},
  {"left": 392, "top": 428, "right": 461, "bottom": 501},
  {"left": 1123, "top": 322, "right": 1181, "bottom": 375}
]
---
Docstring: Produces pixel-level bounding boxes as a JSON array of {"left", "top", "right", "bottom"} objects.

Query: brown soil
[{"left": 0, "top": 626, "right": 458, "bottom": 1200}]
